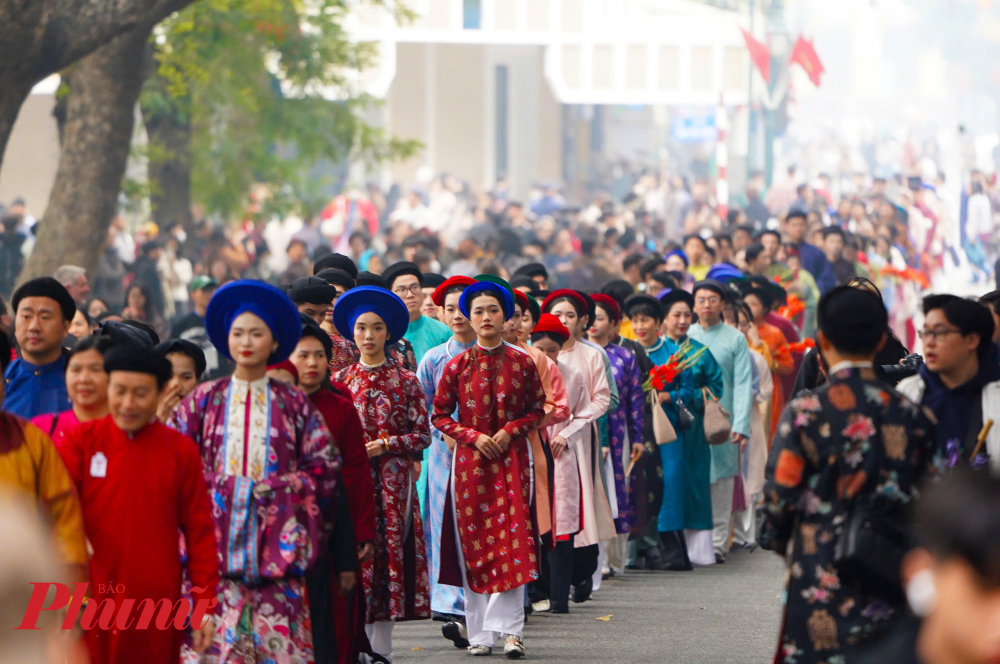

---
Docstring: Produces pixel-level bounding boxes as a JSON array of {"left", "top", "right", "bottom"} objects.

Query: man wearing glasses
[
  {"left": 898, "top": 294, "right": 1000, "bottom": 472},
  {"left": 688, "top": 279, "right": 754, "bottom": 564},
  {"left": 383, "top": 261, "right": 453, "bottom": 364}
]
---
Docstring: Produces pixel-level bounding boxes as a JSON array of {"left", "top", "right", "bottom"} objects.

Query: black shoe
[
  {"left": 715, "top": 553, "right": 726, "bottom": 564},
  {"left": 442, "top": 622, "right": 470, "bottom": 648},
  {"left": 664, "top": 562, "right": 693, "bottom": 571},
  {"left": 548, "top": 607, "right": 569, "bottom": 614},
  {"left": 572, "top": 578, "right": 593, "bottom": 603}
]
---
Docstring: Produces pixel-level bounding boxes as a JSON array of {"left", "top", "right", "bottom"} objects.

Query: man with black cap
[
  {"left": 4, "top": 277, "right": 75, "bottom": 419},
  {"left": 314, "top": 268, "right": 361, "bottom": 374},
  {"left": 383, "top": 261, "right": 451, "bottom": 363},
  {"left": 288, "top": 276, "right": 339, "bottom": 326},
  {"left": 688, "top": 279, "right": 754, "bottom": 563},
  {"left": 56, "top": 345, "right": 220, "bottom": 664},
  {"left": 313, "top": 252, "right": 359, "bottom": 281},
  {"left": 421, "top": 272, "right": 447, "bottom": 321},
  {"left": 513, "top": 262, "right": 549, "bottom": 291}
]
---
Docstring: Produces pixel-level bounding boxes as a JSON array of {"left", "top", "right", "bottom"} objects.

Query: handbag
[
  {"left": 701, "top": 387, "right": 732, "bottom": 445},
  {"left": 675, "top": 397, "right": 695, "bottom": 431},
  {"left": 832, "top": 494, "right": 911, "bottom": 604},
  {"left": 648, "top": 391, "right": 677, "bottom": 445}
]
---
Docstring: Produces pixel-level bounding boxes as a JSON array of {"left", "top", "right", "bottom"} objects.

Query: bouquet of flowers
[
  {"left": 777, "top": 293, "right": 806, "bottom": 320},
  {"left": 787, "top": 337, "right": 816, "bottom": 355},
  {"left": 878, "top": 265, "right": 931, "bottom": 289},
  {"left": 644, "top": 341, "right": 708, "bottom": 391}
]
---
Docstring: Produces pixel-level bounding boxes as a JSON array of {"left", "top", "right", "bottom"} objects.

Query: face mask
[
  {"left": 906, "top": 569, "right": 937, "bottom": 617},
  {"left": 174, "top": 230, "right": 187, "bottom": 244}
]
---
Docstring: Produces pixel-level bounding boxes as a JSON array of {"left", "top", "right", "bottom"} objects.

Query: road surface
[{"left": 392, "top": 546, "right": 786, "bottom": 663}]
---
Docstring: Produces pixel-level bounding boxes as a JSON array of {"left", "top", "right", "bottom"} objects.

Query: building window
[
  {"left": 495, "top": 65, "right": 509, "bottom": 179},
  {"left": 463, "top": 0, "right": 481, "bottom": 29}
]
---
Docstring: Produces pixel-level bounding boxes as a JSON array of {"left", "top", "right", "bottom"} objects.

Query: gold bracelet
[{"left": 381, "top": 439, "right": 389, "bottom": 453}]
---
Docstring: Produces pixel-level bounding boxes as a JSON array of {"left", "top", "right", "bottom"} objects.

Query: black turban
[
  {"left": 12, "top": 277, "right": 76, "bottom": 321},
  {"left": 104, "top": 344, "right": 173, "bottom": 387}
]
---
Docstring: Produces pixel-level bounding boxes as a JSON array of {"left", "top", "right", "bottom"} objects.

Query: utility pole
[
  {"left": 764, "top": 0, "right": 789, "bottom": 187},
  {"left": 747, "top": 0, "right": 756, "bottom": 174}
]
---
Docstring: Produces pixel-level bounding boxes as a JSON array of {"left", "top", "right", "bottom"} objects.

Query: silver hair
[{"left": 53, "top": 264, "right": 86, "bottom": 287}]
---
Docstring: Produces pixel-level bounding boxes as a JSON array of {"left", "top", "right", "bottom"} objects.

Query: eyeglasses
[
  {"left": 917, "top": 328, "right": 961, "bottom": 341},
  {"left": 393, "top": 284, "right": 423, "bottom": 296},
  {"left": 695, "top": 297, "right": 721, "bottom": 305}
]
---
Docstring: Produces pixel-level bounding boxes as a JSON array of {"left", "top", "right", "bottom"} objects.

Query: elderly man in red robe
[
  {"left": 57, "top": 344, "right": 219, "bottom": 664},
  {"left": 432, "top": 279, "right": 546, "bottom": 659}
]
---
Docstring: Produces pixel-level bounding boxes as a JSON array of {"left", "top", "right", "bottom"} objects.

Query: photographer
[
  {"left": 793, "top": 277, "right": 911, "bottom": 395},
  {"left": 897, "top": 294, "right": 1000, "bottom": 472}
]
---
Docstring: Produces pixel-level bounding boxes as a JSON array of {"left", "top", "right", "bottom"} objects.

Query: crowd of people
[{"left": 1, "top": 162, "right": 1000, "bottom": 664}]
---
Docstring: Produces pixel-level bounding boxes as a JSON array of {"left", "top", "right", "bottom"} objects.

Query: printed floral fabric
[
  {"left": 761, "top": 368, "right": 938, "bottom": 664},
  {"left": 431, "top": 343, "right": 546, "bottom": 594},
  {"left": 327, "top": 331, "right": 359, "bottom": 375},
  {"left": 334, "top": 357, "right": 432, "bottom": 623},
  {"left": 168, "top": 377, "right": 340, "bottom": 664}
]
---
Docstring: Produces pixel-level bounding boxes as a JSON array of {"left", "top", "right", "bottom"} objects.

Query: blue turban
[
  {"left": 459, "top": 281, "right": 515, "bottom": 321},
  {"left": 665, "top": 248, "right": 689, "bottom": 268},
  {"left": 332, "top": 286, "right": 409, "bottom": 345},
  {"left": 206, "top": 280, "right": 302, "bottom": 364}
]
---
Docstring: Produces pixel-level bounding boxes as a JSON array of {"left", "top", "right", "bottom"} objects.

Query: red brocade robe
[
  {"left": 333, "top": 358, "right": 431, "bottom": 623},
  {"left": 57, "top": 416, "right": 219, "bottom": 664},
  {"left": 309, "top": 383, "right": 377, "bottom": 664},
  {"left": 431, "top": 342, "right": 546, "bottom": 594}
]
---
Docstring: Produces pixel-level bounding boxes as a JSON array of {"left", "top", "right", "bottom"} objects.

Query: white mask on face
[
  {"left": 906, "top": 569, "right": 937, "bottom": 617},
  {"left": 174, "top": 230, "right": 187, "bottom": 244}
]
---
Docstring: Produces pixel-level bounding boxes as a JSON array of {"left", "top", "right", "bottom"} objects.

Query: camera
[{"left": 879, "top": 354, "right": 923, "bottom": 382}]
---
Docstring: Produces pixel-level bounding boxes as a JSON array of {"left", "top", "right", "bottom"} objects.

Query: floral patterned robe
[
  {"left": 603, "top": 343, "right": 645, "bottom": 533},
  {"left": 167, "top": 376, "right": 341, "bottom": 664},
  {"left": 761, "top": 367, "right": 938, "bottom": 664},
  {"left": 431, "top": 343, "right": 546, "bottom": 594},
  {"left": 334, "top": 357, "right": 431, "bottom": 623}
]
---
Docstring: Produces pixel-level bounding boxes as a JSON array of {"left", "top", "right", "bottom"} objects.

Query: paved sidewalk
[{"left": 392, "top": 547, "right": 786, "bottom": 663}]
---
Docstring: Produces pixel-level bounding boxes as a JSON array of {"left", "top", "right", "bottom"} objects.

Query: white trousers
[
  {"left": 710, "top": 477, "right": 736, "bottom": 556},
  {"left": 684, "top": 529, "right": 716, "bottom": 566},
  {"left": 732, "top": 493, "right": 760, "bottom": 546},
  {"left": 451, "top": 468, "right": 524, "bottom": 647},
  {"left": 606, "top": 533, "right": 628, "bottom": 575},
  {"left": 592, "top": 542, "right": 606, "bottom": 592},
  {"left": 365, "top": 621, "right": 395, "bottom": 662}
]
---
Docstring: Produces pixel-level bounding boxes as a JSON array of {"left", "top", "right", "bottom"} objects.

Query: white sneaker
[
  {"left": 503, "top": 634, "right": 525, "bottom": 659},
  {"left": 531, "top": 599, "right": 550, "bottom": 612},
  {"left": 467, "top": 644, "right": 492, "bottom": 656}
]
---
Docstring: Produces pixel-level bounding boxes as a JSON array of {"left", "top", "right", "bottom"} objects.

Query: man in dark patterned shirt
[{"left": 762, "top": 286, "right": 939, "bottom": 664}]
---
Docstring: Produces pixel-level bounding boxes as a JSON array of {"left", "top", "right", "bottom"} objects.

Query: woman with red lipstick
[
  {"left": 166, "top": 280, "right": 342, "bottom": 664},
  {"left": 331, "top": 285, "right": 431, "bottom": 663},
  {"left": 431, "top": 279, "right": 547, "bottom": 658},
  {"left": 32, "top": 335, "right": 114, "bottom": 440}
]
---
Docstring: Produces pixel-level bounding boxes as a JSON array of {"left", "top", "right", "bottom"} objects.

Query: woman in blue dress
[{"left": 653, "top": 289, "right": 724, "bottom": 568}]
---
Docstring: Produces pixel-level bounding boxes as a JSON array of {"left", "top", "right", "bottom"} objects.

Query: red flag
[
  {"left": 740, "top": 28, "right": 771, "bottom": 84},
  {"left": 788, "top": 36, "right": 824, "bottom": 87}
]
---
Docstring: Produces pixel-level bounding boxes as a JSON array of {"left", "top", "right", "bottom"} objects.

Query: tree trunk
[
  {"left": 141, "top": 95, "right": 194, "bottom": 236},
  {"left": 18, "top": 27, "right": 152, "bottom": 285}
]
